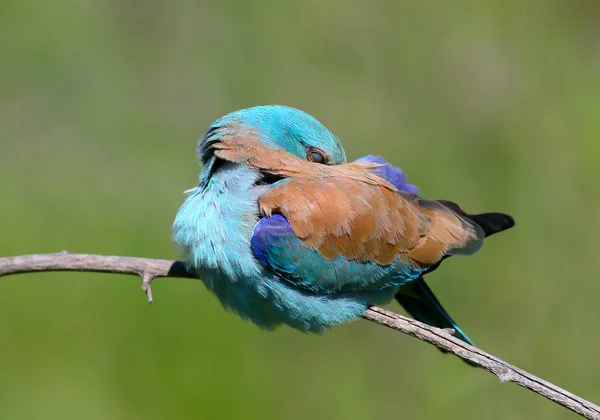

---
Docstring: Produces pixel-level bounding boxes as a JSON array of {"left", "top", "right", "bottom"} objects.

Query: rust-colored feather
[{"left": 259, "top": 178, "right": 428, "bottom": 265}]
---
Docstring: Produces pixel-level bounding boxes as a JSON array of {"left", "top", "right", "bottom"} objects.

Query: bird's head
[{"left": 196, "top": 105, "right": 347, "bottom": 186}]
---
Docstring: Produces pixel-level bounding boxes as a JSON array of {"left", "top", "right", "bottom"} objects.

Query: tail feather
[
  {"left": 395, "top": 276, "right": 474, "bottom": 346},
  {"left": 395, "top": 277, "right": 477, "bottom": 367}
]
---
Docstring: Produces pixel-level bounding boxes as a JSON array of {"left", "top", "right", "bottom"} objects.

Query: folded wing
[{"left": 258, "top": 175, "right": 485, "bottom": 268}]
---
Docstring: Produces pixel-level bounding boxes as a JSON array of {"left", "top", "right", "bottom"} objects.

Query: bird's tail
[{"left": 395, "top": 276, "right": 474, "bottom": 346}]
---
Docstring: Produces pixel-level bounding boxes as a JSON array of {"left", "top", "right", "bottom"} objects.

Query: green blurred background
[{"left": 1, "top": 1, "right": 599, "bottom": 419}]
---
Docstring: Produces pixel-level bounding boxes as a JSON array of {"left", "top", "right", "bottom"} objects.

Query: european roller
[{"left": 172, "top": 105, "right": 514, "bottom": 349}]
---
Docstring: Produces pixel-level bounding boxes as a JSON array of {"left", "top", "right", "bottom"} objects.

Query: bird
[{"left": 172, "top": 105, "right": 514, "bottom": 349}]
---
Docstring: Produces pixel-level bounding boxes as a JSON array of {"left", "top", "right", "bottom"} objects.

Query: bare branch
[{"left": 1, "top": 253, "right": 599, "bottom": 420}]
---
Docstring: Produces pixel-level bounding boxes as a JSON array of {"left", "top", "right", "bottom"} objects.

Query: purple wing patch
[
  {"left": 355, "top": 155, "right": 419, "bottom": 194},
  {"left": 251, "top": 214, "right": 294, "bottom": 265}
]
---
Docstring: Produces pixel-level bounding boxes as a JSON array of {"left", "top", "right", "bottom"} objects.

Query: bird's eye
[{"left": 307, "top": 148, "right": 328, "bottom": 164}]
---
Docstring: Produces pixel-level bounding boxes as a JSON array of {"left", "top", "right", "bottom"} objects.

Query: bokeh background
[{"left": 1, "top": 1, "right": 600, "bottom": 419}]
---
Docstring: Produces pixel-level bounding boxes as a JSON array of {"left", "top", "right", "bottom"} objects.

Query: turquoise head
[{"left": 197, "top": 105, "right": 347, "bottom": 167}]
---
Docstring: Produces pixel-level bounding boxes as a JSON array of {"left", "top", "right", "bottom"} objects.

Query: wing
[
  {"left": 353, "top": 155, "right": 419, "bottom": 194},
  {"left": 258, "top": 176, "right": 485, "bottom": 267},
  {"left": 251, "top": 156, "right": 428, "bottom": 294},
  {"left": 251, "top": 154, "right": 484, "bottom": 294},
  {"left": 251, "top": 214, "right": 423, "bottom": 294}
]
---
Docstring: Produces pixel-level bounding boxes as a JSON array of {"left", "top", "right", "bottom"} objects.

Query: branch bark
[{"left": 1, "top": 253, "right": 599, "bottom": 419}]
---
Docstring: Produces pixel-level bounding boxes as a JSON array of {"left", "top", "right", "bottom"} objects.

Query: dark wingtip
[{"left": 469, "top": 212, "right": 515, "bottom": 238}]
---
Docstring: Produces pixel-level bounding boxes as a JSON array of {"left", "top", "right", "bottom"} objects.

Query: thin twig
[{"left": 0, "top": 253, "right": 598, "bottom": 420}]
